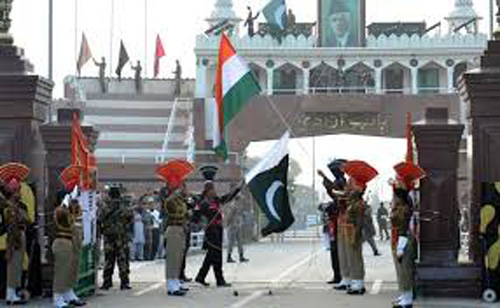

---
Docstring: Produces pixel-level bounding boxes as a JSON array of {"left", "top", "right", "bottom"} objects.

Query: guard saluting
[{"left": 342, "top": 160, "right": 378, "bottom": 295}]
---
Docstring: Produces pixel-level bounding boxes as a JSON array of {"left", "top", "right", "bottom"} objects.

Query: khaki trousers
[
  {"left": 346, "top": 239, "right": 365, "bottom": 280},
  {"left": 70, "top": 225, "right": 83, "bottom": 287},
  {"left": 165, "top": 226, "right": 186, "bottom": 280},
  {"left": 7, "top": 233, "right": 25, "bottom": 289},
  {"left": 52, "top": 238, "right": 74, "bottom": 294},
  {"left": 337, "top": 226, "right": 350, "bottom": 279},
  {"left": 393, "top": 240, "right": 415, "bottom": 292}
]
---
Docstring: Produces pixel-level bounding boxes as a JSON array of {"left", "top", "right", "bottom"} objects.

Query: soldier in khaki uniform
[
  {"left": 163, "top": 183, "right": 189, "bottom": 296},
  {"left": 342, "top": 160, "right": 379, "bottom": 295},
  {"left": 1, "top": 163, "right": 31, "bottom": 306},
  {"left": 53, "top": 166, "right": 86, "bottom": 307},
  {"left": 391, "top": 162, "right": 425, "bottom": 308},
  {"left": 155, "top": 160, "right": 196, "bottom": 296}
]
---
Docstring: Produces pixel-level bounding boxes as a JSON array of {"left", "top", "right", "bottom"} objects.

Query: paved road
[{"left": 23, "top": 238, "right": 496, "bottom": 307}]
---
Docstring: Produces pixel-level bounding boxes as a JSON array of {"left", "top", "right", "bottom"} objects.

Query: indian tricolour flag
[{"left": 213, "top": 33, "right": 261, "bottom": 160}]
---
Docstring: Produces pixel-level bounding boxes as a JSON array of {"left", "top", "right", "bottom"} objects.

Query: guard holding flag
[
  {"left": 342, "top": 160, "right": 378, "bottom": 295},
  {"left": 195, "top": 166, "right": 242, "bottom": 287}
]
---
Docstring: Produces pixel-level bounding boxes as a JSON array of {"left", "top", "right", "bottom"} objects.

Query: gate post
[{"left": 413, "top": 108, "right": 480, "bottom": 297}]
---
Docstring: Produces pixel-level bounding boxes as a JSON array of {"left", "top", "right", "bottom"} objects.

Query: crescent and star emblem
[{"left": 265, "top": 180, "right": 284, "bottom": 222}]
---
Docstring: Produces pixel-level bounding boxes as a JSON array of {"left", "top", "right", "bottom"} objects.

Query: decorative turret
[
  {"left": 445, "top": 0, "right": 481, "bottom": 34},
  {"left": 206, "top": 0, "right": 242, "bottom": 36}
]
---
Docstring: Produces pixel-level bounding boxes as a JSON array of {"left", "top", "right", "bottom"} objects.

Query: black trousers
[
  {"left": 180, "top": 228, "right": 191, "bottom": 280},
  {"left": 196, "top": 226, "right": 225, "bottom": 284},
  {"left": 151, "top": 228, "right": 160, "bottom": 259},
  {"left": 0, "top": 251, "right": 6, "bottom": 299},
  {"left": 330, "top": 240, "right": 342, "bottom": 283}
]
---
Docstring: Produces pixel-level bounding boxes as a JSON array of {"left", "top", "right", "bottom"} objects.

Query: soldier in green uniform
[
  {"left": 98, "top": 186, "right": 133, "bottom": 290},
  {"left": 390, "top": 162, "right": 425, "bottom": 308},
  {"left": 2, "top": 167, "right": 30, "bottom": 306},
  {"left": 342, "top": 160, "right": 378, "bottom": 295}
]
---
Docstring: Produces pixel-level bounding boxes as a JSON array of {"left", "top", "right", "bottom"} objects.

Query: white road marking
[
  {"left": 231, "top": 290, "right": 266, "bottom": 308},
  {"left": 370, "top": 279, "right": 383, "bottom": 295},
  {"left": 134, "top": 282, "right": 164, "bottom": 297},
  {"left": 230, "top": 250, "right": 321, "bottom": 308}
]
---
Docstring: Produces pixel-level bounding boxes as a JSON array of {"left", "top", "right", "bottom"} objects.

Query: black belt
[{"left": 55, "top": 235, "right": 73, "bottom": 240}]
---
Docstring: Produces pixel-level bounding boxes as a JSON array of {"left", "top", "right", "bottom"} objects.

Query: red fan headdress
[
  {"left": 156, "top": 160, "right": 195, "bottom": 188},
  {"left": 59, "top": 165, "right": 83, "bottom": 191},
  {"left": 0, "top": 162, "right": 30, "bottom": 192},
  {"left": 343, "top": 160, "right": 378, "bottom": 190}
]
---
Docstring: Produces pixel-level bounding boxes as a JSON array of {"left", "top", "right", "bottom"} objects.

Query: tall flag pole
[
  {"left": 154, "top": 34, "right": 165, "bottom": 78},
  {"left": 405, "top": 112, "right": 414, "bottom": 164},
  {"left": 213, "top": 33, "right": 261, "bottom": 160},
  {"left": 109, "top": 0, "right": 115, "bottom": 77},
  {"left": 74, "top": 0, "right": 79, "bottom": 75},
  {"left": 144, "top": 0, "right": 148, "bottom": 77}
]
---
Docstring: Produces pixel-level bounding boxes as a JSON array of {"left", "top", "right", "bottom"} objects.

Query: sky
[{"left": 10, "top": 0, "right": 492, "bottom": 98}]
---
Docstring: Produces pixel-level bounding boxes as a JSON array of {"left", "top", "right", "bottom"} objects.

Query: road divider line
[
  {"left": 370, "top": 279, "right": 383, "bottom": 295},
  {"left": 230, "top": 249, "right": 321, "bottom": 308},
  {"left": 134, "top": 281, "right": 163, "bottom": 296}
]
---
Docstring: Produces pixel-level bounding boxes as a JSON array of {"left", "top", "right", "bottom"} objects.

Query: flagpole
[
  {"left": 74, "top": 0, "right": 78, "bottom": 76},
  {"left": 263, "top": 95, "right": 311, "bottom": 158},
  {"left": 144, "top": 0, "right": 148, "bottom": 77},
  {"left": 491, "top": 0, "right": 495, "bottom": 39},
  {"left": 110, "top": 0, "right": 115, "bottom": 77},
  {"left": 48, "top": 0, "right": 53, "bottom": 81}
]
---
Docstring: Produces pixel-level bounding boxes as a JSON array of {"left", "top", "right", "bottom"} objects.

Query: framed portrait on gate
[{"left": 318, "top": 0, "right": 366, "bottom": 47}]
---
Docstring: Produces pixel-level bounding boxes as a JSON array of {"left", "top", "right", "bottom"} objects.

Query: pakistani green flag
[
  {"left": 115, "top": 40, "right": 130, "bottom": 81},
  {"left": 263, "top": 0, "right": 287, "bottom": 43},
  {"left": 245, "top": 131, "right": 294, "bottom": 236}
]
